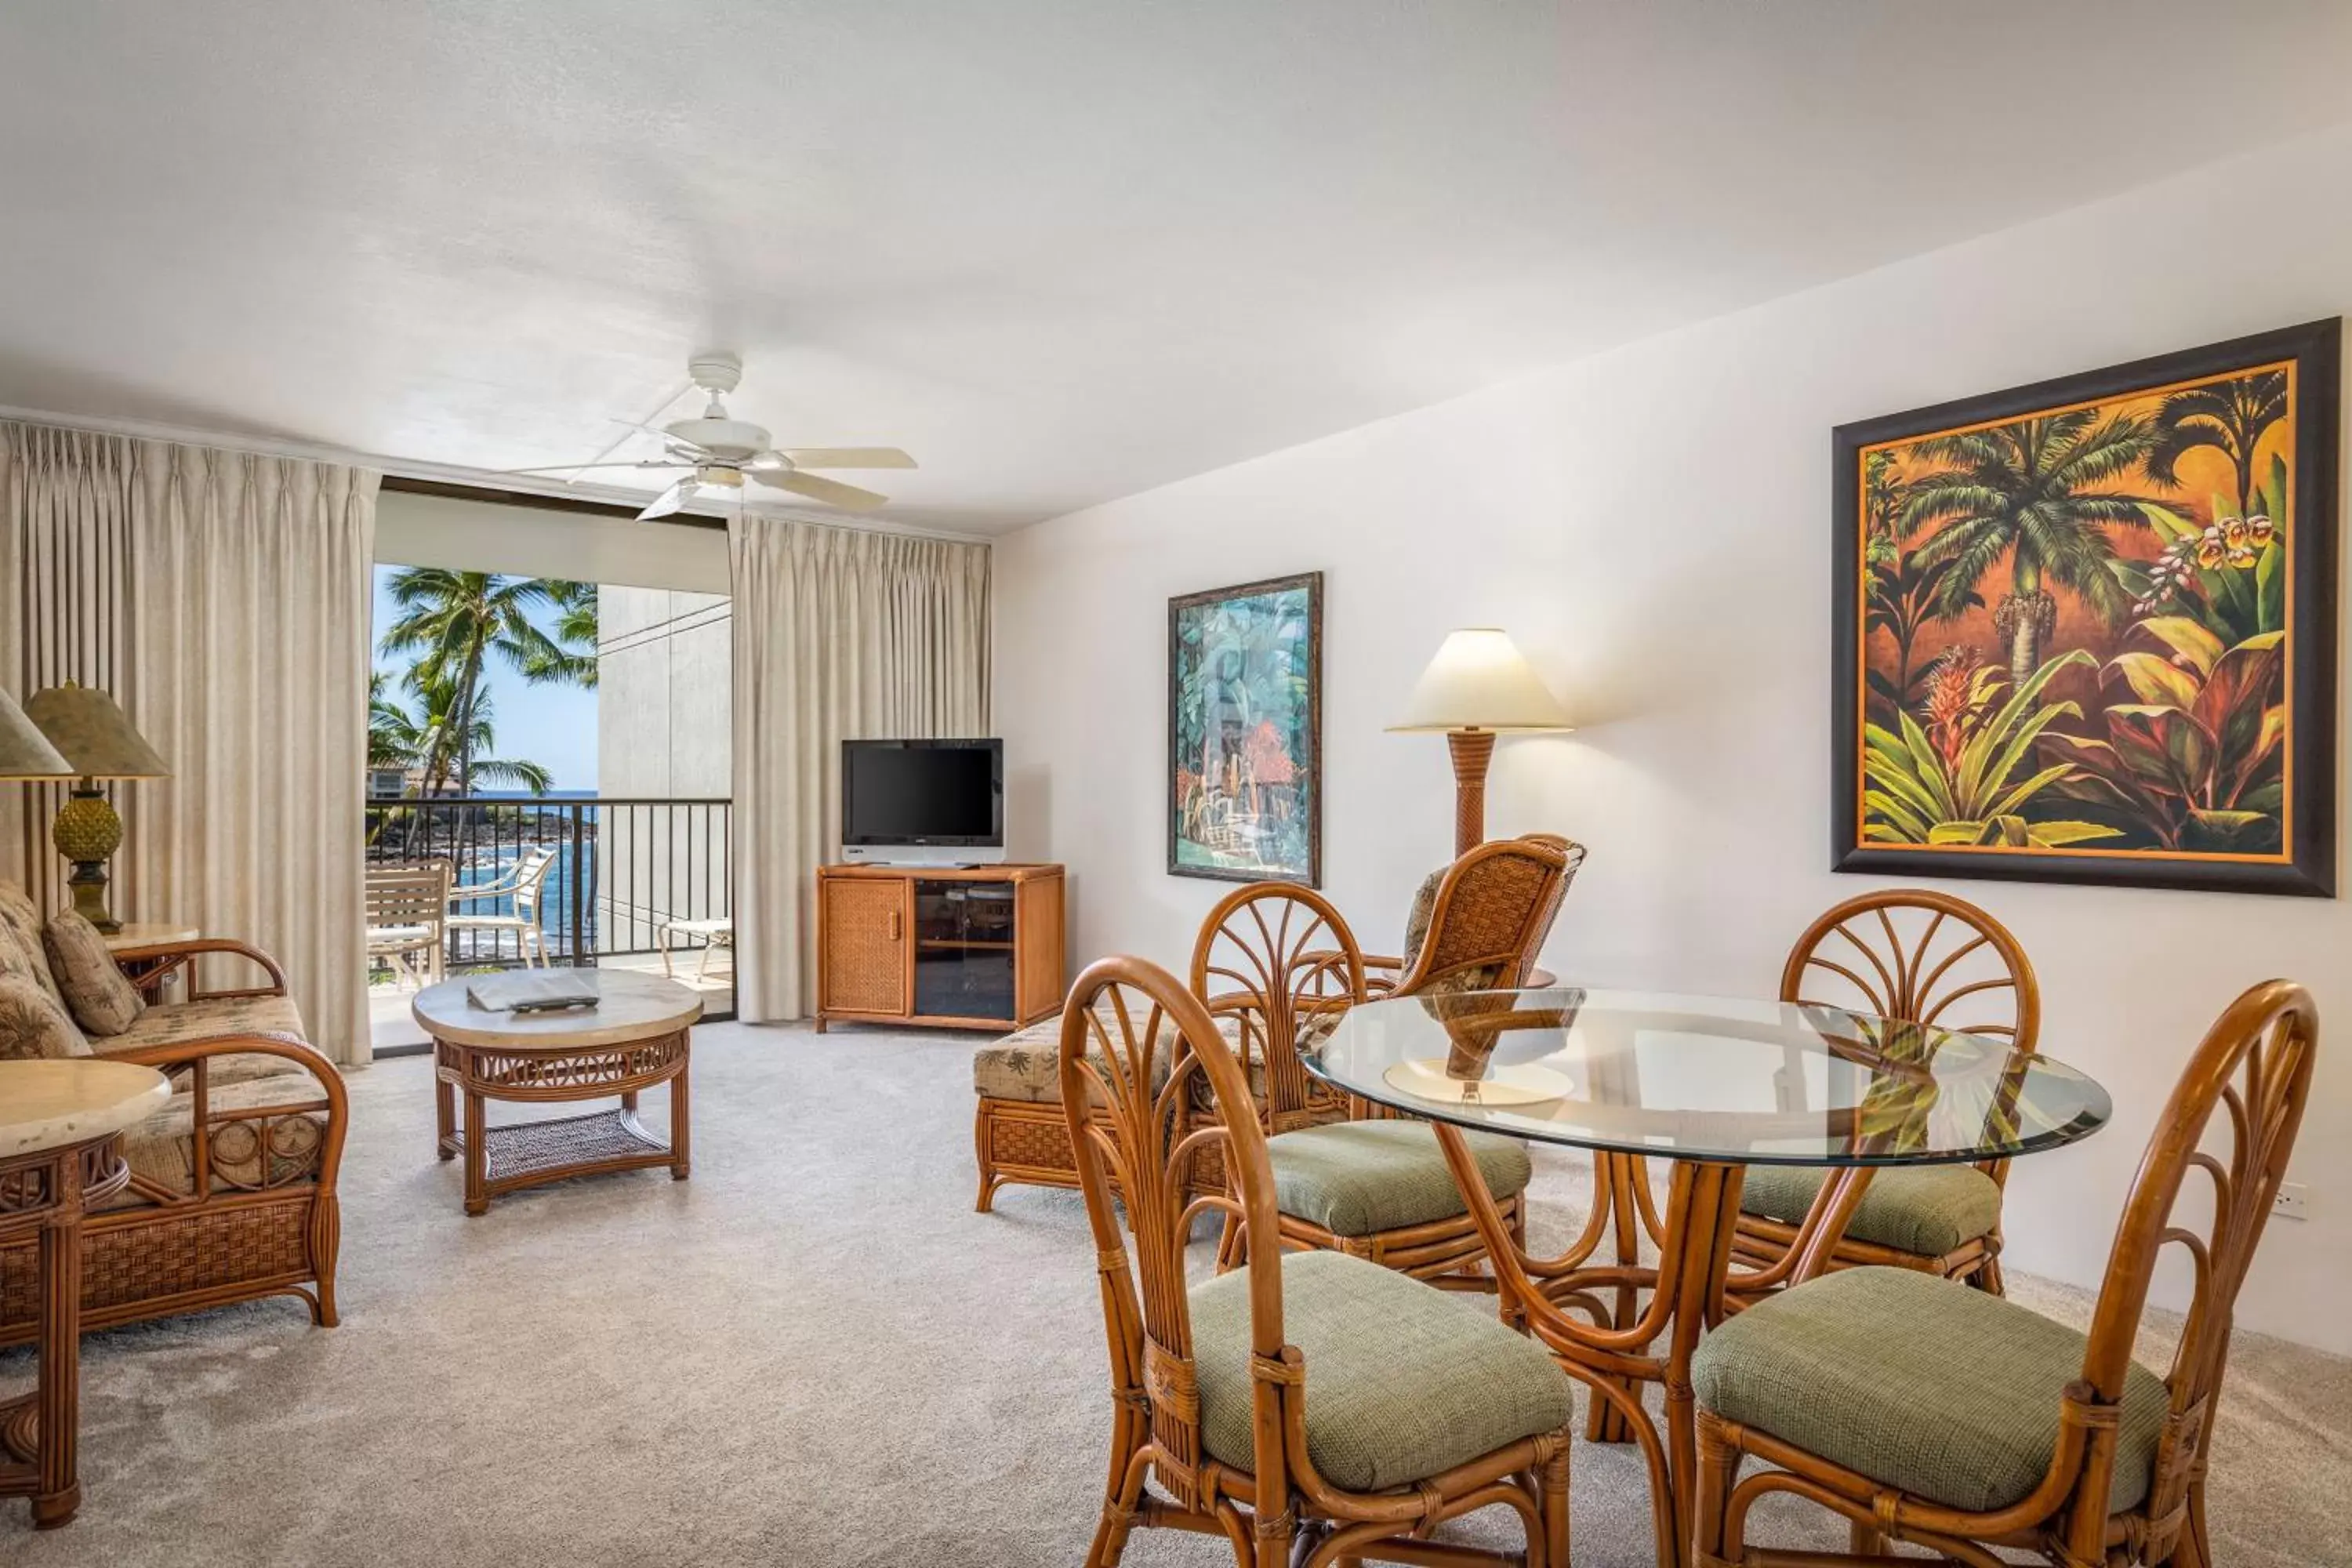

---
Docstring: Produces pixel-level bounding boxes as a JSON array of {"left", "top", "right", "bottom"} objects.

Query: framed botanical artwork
[
  {"left": 1169, "top": 572, "right": 1323, "bottom": 885},
  {"left": 1833, "top": 318, "right": 2339, "bottom": 897}
]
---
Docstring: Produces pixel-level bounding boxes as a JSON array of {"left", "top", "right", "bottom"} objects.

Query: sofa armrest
[
  {"left": 110, "top": 938, "right": 289, "bottom": 1000},
  {"left": 101, "top": 1032, "right": 350, "bottom": 1200}
]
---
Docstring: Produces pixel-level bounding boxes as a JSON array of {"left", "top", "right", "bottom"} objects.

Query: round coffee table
[{"left": 413, "top": 971, "right": 701, "bottom": 1216}]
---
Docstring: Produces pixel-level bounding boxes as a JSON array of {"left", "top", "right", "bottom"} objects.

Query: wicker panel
[
  {"left": 0, "top": 1196, "right": 313, "bottom": 1336},
  {"left": 988, "top": 1106, "right": 1081, "bottom": 1176},
  {"left": 820, "top": 878, "right": 906, "bottom": 1014},
  {"left": 452, "top": 1032, "right": 687, "bottom": 1094},
  {"left": 451, "top": 1109, "right": 669, "bottom": 1182}
]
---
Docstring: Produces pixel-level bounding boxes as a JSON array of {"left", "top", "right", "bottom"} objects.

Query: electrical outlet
[{"left": 2274, "top": 1182, "right": 2310, "bottom": 1221}]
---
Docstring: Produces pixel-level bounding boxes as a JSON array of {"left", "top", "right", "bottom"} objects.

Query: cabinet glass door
[{"left": 913, "top": 881, "right": 1016, "bottom": 1022}]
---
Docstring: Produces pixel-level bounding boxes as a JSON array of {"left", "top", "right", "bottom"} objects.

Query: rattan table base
[
  {"left": 0, "top": 1133, "right": 132, "bottom": 1528},
  {"left": 427, "top": 1016, "right": 695, "bottom": 1216}
]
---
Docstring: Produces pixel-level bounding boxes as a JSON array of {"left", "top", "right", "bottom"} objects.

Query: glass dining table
[{"left": 1301, "top": 985, "right": 2112, "bottom": 1568}]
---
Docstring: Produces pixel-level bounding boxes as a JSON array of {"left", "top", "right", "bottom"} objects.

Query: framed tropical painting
[
  {"left": 1833, "top": 319, "right": 2339, "bottom": 896},
  {"left": 1169, "top": 572, "right": 1323, "bottom": 885}
]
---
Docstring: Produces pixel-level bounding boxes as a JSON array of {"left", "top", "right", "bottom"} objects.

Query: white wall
[{"left": 996, "top": 125, "right": 2352, "bottom": 1354}]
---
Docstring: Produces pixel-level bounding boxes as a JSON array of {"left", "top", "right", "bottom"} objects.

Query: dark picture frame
[
  {"left": 1168, "top": 572, "right": 1323, "bottom": 886},
  {"left": 1833, "top": 318, "right": 2339, "bottom": 897}
]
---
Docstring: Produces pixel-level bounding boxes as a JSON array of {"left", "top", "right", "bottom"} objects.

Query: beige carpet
[{"left": 4, "top": 1022, "right": 2349, "bottom": 1567}]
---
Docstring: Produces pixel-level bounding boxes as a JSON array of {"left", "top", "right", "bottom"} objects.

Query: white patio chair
[{"left": 445, "top": 844, "right": 560, "bottom": 968}]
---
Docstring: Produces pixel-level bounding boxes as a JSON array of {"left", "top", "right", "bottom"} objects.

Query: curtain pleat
[
  {"left": 728, "top": 518, "right": 991, "bottom": 1022},
  {"left": 0, "top": 423, "right": 379, "bottom": 1065}
]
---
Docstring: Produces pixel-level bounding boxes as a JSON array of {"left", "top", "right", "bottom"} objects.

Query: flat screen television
[{"left": 840, "top": 739, "right": 1006, "bottom": 866}]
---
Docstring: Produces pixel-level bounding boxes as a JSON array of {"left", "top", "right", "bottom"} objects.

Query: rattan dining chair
[
  {"left": 1730, "top": 888, "right": 2041, "bottom": 1294},
  {"left": 1210, "top": 836, "right": 1583, "bottom": 1288},
  {"left": 1692, "top": 977, "right": 2315, "bottom": 1568},
  {"left": 1060, "top": 954, "right": 1575, "bottom": 1568}
]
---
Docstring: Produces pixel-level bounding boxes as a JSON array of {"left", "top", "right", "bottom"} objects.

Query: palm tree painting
[
  {"left": 1834, "top": 320, "right": 2339, "bottom": 897},
  {"left": 1168, "top": 572, "right": 1322, "bottom": 884}
]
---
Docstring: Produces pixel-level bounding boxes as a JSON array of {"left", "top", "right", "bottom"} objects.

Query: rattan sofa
[{"left": 0, "top": 882, "right": 346, "bottom": 1345}]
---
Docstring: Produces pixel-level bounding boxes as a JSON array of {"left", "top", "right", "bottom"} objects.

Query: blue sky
[{"left": 371, "top": 567, "right": 599, "bottom": 792}]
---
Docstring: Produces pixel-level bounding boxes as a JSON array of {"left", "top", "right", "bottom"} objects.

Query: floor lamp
[{"left": 1389, "top": 629, "right": 1572, "bottom": 856}]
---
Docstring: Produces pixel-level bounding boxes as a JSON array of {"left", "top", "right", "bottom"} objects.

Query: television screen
[{"left": 842, "top": 739, "right": 1003, "bottom": 845}]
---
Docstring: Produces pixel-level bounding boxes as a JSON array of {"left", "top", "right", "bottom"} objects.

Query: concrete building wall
[{"left": 597, "top": 588, "right": 734, "bottom": 951}]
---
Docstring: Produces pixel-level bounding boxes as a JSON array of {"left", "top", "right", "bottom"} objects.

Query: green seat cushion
[
  {"left": 1266, "top": 1120, "right": 1531, "bottom": 1236},
  {"left": 1740, "top": 1163, "right": 2002, "bottom": 1258},
  {"left": 1191, "top": 1250, "right": 1573, "bottom": 1491},
  {"left": 1691, "top": 1266, "right": 2169, "bottom": 1515}
]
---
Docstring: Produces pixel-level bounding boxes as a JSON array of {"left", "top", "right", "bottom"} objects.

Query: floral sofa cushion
[
  {"left": 975, "top": 1004, "right": 1247, "bottom": 1105},
  {"left": 90, "top": 994, "right": 311, "bottom": 1088},
  {"left": 0, "top": 975, "right": 93, "bottom": 1060},
  {"left": 0, "top": 880, "right": 66, "bottom": 1010},
  {"left": 106, "top": 1066, "right": 331, "bottom": 1207},
  {"left": 45, "top": 909, "right": 146, "bottom": 1036}
]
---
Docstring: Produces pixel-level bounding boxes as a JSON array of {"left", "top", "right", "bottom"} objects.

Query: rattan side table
[
  {"left": 0, "top": 1060, "right": 171, "bottom": 1528},
  {"left": 412, "top": 971, "right": 701, "bottom": 1216}
]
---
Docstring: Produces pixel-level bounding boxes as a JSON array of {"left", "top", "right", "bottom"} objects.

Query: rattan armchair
[
  {"left": 1061, "top": 954, "right": 1575, "bottom": 1568},
  {"left": 1693, "top": 977, "right": 2315, "bottom": 1568},
  {"left": 1730, "top": 889, "right": 2041, "bottom": 1294},
  {"left": 1210, "top": 836, "right": 1582, "bottom": 1288}
]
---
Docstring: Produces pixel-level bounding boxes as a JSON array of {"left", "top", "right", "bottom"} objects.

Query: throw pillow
[
  {"left": 44, "top": 909, "right": 146, "bottom": 1036},
  {"left": 0, "top": 974, "right": 92, "bottom": 1060},
  {"left": 0, "top": 880, "right": 65, "bottom": 1008}
]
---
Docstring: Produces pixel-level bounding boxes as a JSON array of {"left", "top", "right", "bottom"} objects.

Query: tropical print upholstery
[
  {"left": 45, "top": 909, "right": 146, "bottom": 1036},
  {"left": 0, "top": 974, "right": 93, "bottom": 1060},
  {"left": 0, "top": 879, "right": 66, "bottom": 1008},
  {"left": 973, "top": 1004, "right": 1240, "bottom": 1105},
  {"left": 90, "top": 994, "right": 313, "bottom": 1088},
  {"left": 107, "top": 1066, "right": 332, "bottom": 1206}
]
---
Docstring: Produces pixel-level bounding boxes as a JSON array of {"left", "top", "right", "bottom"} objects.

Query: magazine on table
[{"left": 466, "top": 971, "right": 601, "bottom": 1013}]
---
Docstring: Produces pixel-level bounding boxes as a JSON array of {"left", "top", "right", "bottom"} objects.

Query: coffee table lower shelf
[{"left": 437, "top": 1105, "right": 684, "bottom": 1210}]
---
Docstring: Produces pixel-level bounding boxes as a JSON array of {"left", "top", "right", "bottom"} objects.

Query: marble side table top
[{"left": 0, "top": 1059, "right": 172, "bottom": 1159}]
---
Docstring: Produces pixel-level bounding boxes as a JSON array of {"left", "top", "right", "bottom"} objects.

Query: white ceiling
[{"left": 2, "top": 2, "right": 2347, "bottom": 535}]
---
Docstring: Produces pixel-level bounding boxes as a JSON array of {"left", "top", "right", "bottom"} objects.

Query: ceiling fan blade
[
  {"left": 757, "top": 470, "right": 889, "bottom": 511},
  {"left": 778, "top": 447, "right": 917, "bottom": 471},
  {"left": 637, "top": 477, "right": 695, "bottom": 521},
  {"left": 499, "top": 459, "right": 688, "bottom": 477}
]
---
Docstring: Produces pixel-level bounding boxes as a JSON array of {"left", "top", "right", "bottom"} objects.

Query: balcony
[{"left": 364, "top": 794, "right": 733, "bottom": 1054}]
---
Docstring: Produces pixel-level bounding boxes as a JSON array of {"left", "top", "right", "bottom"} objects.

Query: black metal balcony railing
[{"left": 363, "top": 796, "right": 732, "bottom": 998}]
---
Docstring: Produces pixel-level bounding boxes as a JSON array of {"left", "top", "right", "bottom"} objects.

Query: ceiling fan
[{"left": 504, "top": 351, "right": 916, "bottom": 519}]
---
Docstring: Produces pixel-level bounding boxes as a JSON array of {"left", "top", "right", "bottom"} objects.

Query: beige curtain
[
  {"left": 0, "top": 423, "right": 379, "bottom": 1065},
  {"left": 728, "top": 517, "right": 991, "bottom": 1022}
]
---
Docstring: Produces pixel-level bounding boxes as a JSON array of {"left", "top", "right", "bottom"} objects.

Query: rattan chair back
[
  {"left": 2073, "top": 978, "right": 2316, "bottom": 1558},
  {"left": 1058, "top": 955, "right": 1283, "bottom": 1513},
  {"left": 1189, "top": 883, "right": 1367, "bottom": 1127},
  {"left": 1392, "top": 834, "right": 1582, "bottom": 997}
]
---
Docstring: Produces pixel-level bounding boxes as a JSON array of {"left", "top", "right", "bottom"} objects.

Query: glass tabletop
[{"left": 1302, "top": 986, "right": 2111, "bottom": 1167}]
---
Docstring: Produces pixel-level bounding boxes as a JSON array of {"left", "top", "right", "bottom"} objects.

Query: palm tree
[
  {"left": 377, "top": 571, "right": 597, "bottom": 797},
  {"left": 367, "top": 672, "right": 554, "bottom": 795},
  {"left": 522, "top": 580, "right": 600, "bottom": 689},
  {"left": 2147, "top": 369, "right": 2288, "bottom": 517},
  {"left": 1903, "top": 409, "right": 2162, "bottom": 687}
]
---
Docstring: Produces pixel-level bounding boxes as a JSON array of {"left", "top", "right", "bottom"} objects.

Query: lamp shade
[
  {"left": 0, "top": 688, "right": 74, "bottom": 778},
  {"left": 1388, "top": 629, "right": 1573, "bottom": 733},
  {"left": 24, "top": 683, "right": 170, "bottom": 779}
]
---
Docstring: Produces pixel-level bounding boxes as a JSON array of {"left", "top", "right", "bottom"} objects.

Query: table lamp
[
  {"left": 1388, "top": 629, "right": 1572, "bottom": 856},
  {"left": 0, "top": 687, "right": 74, "bottom": 779},
  {"left": 22, "top": 683, "right": 169, "bottom": 932}
]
